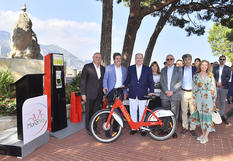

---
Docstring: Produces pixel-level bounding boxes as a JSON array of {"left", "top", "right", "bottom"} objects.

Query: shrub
[
  {"left": 65, "top": 73, "right": 81, "bottom": 104},
  {"left": 0, "top": 70, "right": 16, "bottom": 115}
]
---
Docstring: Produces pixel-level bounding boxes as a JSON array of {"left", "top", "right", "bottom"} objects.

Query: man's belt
[{"left": 182, "top": 88, "right": 192, "bottom": 92}]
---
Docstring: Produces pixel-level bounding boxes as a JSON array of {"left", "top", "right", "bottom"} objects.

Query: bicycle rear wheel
[
  {"left": 146, "top": 111, "right": 176, "bottom": 141},
  {"left": 89, "top": 109, "right": 123, "bottom": 143}
]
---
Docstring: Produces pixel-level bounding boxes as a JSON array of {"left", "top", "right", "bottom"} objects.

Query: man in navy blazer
[
  {"left": 124, "top": 53, "right": 154, "bottom": 136},
  {"left": 212, "top": 55, "right": 231, "bottom": 124},
  {"left": 103, "top": 53, "right": 127, "bottom": 102}
]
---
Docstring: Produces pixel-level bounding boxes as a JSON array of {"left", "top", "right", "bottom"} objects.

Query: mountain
[
  {"left": 0, "top": 31, "right": 10, "bottom": 57},
  {"left": 0, "top": 30, "right": 87, "bottom": 70}
]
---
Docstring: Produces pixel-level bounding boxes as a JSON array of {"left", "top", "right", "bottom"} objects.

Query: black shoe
[
  {"left": 190, "top": 130, "right": 197, "bottom": 138},
  {"left": 140, "top": 130, "right": 147, "bottom": 136},
  {"left": 227, "top": 99, "right": 231, "bottom": 104},
  {"left": 172, "top": 132, "right": 178, "bottom": 138},
  {"left": 129, "top": 130, "right": 137, "bottom": 135},
  {"left": 180, "top": 128, "right": 188, "bottom": 136},
  {"left": 86, "top": 130, "right": 92, "bottom": 136},
  {"left": 221, "top": 116, "right": 229, "bottom": 125},
  {"left": 105, "top": 131, "right": 111, "bottom": 138}
]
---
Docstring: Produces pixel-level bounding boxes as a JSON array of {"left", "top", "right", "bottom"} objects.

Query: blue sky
[{"left": 0, "top": 0, "right": 218, "bottom": 67}]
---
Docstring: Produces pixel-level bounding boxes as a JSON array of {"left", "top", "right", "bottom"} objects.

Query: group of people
[{"left": 80, "top": 52, "right": 233, "bottom": 144}]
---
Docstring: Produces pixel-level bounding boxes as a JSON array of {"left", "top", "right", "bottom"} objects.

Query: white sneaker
[
  {"left": 200, "top": 137, "right": 208, "bottom": 144},
  {"left": 197, "top": 135, "right": 204, "bottom": 141}
]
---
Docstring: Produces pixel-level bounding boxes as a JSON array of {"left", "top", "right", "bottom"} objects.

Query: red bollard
[{"left": 70, "top": 92, "right": 82, "bottom": 123}]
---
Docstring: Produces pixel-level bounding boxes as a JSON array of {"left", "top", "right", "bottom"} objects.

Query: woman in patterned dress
[{"left": 190, "top": 60, "right": 217, "bottom": 144}]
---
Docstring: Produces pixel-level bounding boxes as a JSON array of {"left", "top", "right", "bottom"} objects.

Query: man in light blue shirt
[{"left": 180, "top": 54, "right": 197, "bottom": 138}]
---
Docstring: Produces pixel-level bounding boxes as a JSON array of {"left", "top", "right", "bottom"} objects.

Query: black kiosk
[
  {"left": 15, "top": 74, "right": 44, "bottom": 140},
  {"left": 0, "top": 74, "right": 49, "bottom": 158}
]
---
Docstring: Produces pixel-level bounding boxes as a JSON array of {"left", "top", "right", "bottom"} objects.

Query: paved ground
[{"left": 0, "top": 103, "right": 233, "bottom": 161}]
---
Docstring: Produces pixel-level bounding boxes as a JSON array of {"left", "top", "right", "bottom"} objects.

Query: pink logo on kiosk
[{"left": 22, "top": 95, "right": 48, "bottom": 144}]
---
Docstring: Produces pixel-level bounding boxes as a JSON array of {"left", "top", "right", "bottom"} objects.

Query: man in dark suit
[
  {"left": 124, "top": 53, "right": 154, "bottom": 136},
  {"left": 224, "top": 70, "right": 233, "bottom": 123},
  {"left": 80, "top": 52, "right": 105, "bottom": 134},
  {"left": 160, "top": 54, "right": 183, "bottom": 138},
  {"left": 227, "top": 66, "right": 233, "bottom": 104},
  {"left": 212, "top": 55, "right": 231, "bottom": 124}
]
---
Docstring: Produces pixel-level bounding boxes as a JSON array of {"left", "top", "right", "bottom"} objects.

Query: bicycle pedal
[{"left": 140, "top": 127, "right": 150, "bottom": 132}]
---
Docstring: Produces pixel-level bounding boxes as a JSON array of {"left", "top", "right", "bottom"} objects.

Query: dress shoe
[
  {"left": 180, "top": 128, "right": 188, "bottom": 136},
  {"left": 190, "top": 130, "right": 197, "bottom": 138},
  {"left": 140, "top": 130, "right": 147, "bottom": 136},
  {"left": 86, "top": 130, "right": 92, "bottom": 136},
  {"left": 172, "top": 132, "right": 178, "bottom": 138},
  {"left": 129, "top": 130, "right": 137, "bottom": 135},
  {"left": 105, "top": 131, "right": 111, "bottom": 138},
  {"left": 221, "top": 115, "right": 229, "bottom": 125}
]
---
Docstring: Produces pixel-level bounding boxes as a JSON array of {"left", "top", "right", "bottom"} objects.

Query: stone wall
[{"left": 0, "top": 58, "right": 44, "bottom": 81}]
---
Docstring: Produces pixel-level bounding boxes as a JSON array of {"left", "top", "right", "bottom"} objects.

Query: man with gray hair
[
  {"left": 124, "top": 53, "right": 154, "bottom": 136},
  {"left": 180, "top": 54, "right": 197, "bottom": 137},
  {"left": 160, "top": 54, "right": 182, "bottom": 138}
]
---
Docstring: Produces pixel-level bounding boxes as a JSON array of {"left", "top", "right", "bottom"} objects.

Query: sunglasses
[
  {"left": 219, "top": 58, "right": 225, "bottom": 61},
  {"left": 166, "top": 58, "right": 174, "bottom": 61}
]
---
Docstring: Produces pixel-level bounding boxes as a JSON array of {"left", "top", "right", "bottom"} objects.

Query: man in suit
[
  {"left": 124, "top": 53, "right": 154, "bottom": 136},
  {"left": 212, "top": 55, "right": 231, "bottom": 124},
  {"left": 180, "top": 54, "right": 197, "bottom": 137},
  {"left": 227, "top": 66, "right": 233, "bottom": 104},
  {"left": 80, "top": 52, "right": 105, "bottom": 135},
  {"left": 160, "top": 54, "right": 183, "bottom": 138},
  {"left": 224, "top": 69, "right": 233, "bottom": 123},
  {"left": 103, "top": 52, "right": 127, "bottom": 103},
  {"left": 103, "top": 52, "right": 127, "bottom": 136}
]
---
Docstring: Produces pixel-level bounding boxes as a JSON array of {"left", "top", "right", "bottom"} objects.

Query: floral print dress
[{"left": 190, "top": 73, "right": 216, "bottom": 132}]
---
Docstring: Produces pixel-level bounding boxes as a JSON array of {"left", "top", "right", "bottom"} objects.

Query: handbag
[{"left": 212, "top": 111, "right": 222, "bottom": 124}]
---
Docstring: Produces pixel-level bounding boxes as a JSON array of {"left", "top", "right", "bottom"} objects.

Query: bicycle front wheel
[
  {"left": 146, "top": 110, "right": 176, "bottom": 141},
  {"left": 89, "top": 109, "right": 123, "bottom": 143}
]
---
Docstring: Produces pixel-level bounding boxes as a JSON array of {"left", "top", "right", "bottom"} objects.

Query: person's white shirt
[
  {"left": 114, "top": 65, "right": 122, "bottom": 88},
  {"left": 93, "top": 63, "right": 101, "bottom": 79},
  {"left": 167, "top": 65, "right": 174, "bottom": 90},
  {"left": 136, "top": 64, "right": 142, "bottom": 80},
  {"left": 218, "top": 65, "right": 224, "bottom": 83},
  {"left": 182, "top": 66, "right": 192, "bottom": 90}
]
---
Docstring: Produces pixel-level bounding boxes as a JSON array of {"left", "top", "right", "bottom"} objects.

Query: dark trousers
[
  {"left": 148, "top": 96, "right": 161, "bottom": 109},
  {"left": 161, "top": 99, "right": 180, "bottom": 133},
  {"left": 85, "top": 92, "right": 103, "bottom": 131},
  {"left": 106, "top": 88, "right": 123, "bottom": 131},
  {"left": 226, "top": 108, "right": 233, "bottom": 119}
]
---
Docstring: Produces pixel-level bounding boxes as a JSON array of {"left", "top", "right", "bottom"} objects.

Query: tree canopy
[{"left": 208, "top": 23, "right": 233, "bottom": 62}]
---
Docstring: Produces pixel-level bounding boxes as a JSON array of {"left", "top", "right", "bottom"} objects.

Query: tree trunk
[
  {"left": 143, "top": 5, "right": 177, "bottom": 66},
  {"left": 100, "top": 0, "right": 113, "bottom": 66},
  {"left": 121, "top": 15, "right": 142, "bottom": 68}
]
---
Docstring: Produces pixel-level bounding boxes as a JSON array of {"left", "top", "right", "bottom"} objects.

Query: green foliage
[
  {"left": 0, "top": 70, "right": 15, "bottom": 98},
  {"left": 65, "top": 73, "right": 81, "bottom": 104},
  {"left": 0, "top": 70, "right": 16, "bottom": 115},
  {"left": 0, "top": 97, "right": 16, "bottom": 115},
  {"left": 208, "top": 23, "right": 233, "bottom": 62}
]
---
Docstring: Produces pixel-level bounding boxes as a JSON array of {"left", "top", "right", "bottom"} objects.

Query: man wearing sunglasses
[
  {"left": 212, "top": 55, "right": 231, "bottom": 124},
  {"left": 160, "top": 54, "right": 183, "bottom": 138}
]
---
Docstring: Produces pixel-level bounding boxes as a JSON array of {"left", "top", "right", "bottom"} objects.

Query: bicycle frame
[{"left": 106, "top": 98, "right": 164, "bottom": 130}]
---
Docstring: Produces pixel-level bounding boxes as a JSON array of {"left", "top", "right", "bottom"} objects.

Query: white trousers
[{"left": 129, "top": 98, "right": 147, "bottom": 122}]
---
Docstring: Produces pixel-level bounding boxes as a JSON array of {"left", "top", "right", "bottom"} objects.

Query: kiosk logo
[{"left": 22, "top": 95, "right": 48, "bottom": 144}]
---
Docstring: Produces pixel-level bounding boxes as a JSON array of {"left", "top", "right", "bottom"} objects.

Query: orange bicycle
[{"left": 89, "top": 88, "right": 176, "bottom": 143}]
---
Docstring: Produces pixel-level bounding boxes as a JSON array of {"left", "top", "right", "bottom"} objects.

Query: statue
[{"left": 8, "top": 3, "right": 43, "bottom": 59}]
